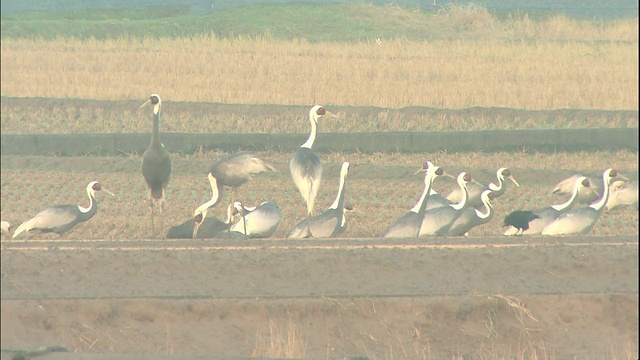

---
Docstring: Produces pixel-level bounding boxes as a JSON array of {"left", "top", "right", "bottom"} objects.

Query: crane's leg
[
  {"left": 304, "top": 211, "right": 313, "bottom": 238},
  {"left": 148, "top": 190, "right": 156, "bottom": 237},
  {"left": 159, "top": 190, "right": 166, "bottom": 239}
]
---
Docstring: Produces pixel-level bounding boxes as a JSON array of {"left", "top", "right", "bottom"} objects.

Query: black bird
[
  {"left": 193, "top": 152, "right": 276, "bottom": 238},
  {"left": 141, "top": 94, "right": 172, "bottom": 238},
  {"left": 13, "top": 181, "right": 113, "bottom": 238},
  {"left": 503, "top": 210, "right": 541, "bottom": 236}
]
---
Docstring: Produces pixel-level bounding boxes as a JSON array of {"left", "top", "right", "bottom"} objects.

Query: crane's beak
[
  {"left": 101, "top": 186, "right": 115, "bottom": 196},
  {"left": 140, "top": 99, "right": 151, "bottom": 109},
  {"left": 193, "top": 220, "right": 201, "bottom": 238},
  {"left": 324, "top": 110, "right": 337, "bottom": 119},
  {"left": 508, "top": 176, "right": 520, "bottom": 187},
  {"left": 442, "top": 171, "right": 456, "bottom": 180}
]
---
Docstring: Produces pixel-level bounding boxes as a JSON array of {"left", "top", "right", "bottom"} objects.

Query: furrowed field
[{"left": 0, "top": 3, "right": 638, "bottom": 360}]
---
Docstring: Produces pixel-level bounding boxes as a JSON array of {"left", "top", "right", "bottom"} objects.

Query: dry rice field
[{"left": 1, "top": 21, "right": 638, "bottom": 359}]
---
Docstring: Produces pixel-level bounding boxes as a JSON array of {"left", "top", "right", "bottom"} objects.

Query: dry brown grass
[
  {"left": 1, "top": 150, "right": 637, "bottom": 240},
  {"left": 1, "top": 34, "right": 637, "bottom": 110}
]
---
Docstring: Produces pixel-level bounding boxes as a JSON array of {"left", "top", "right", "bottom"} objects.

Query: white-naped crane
[
  {"left": 541, "top": 169, "right": 618, "bottom": 235},
  {"left": 1, "top": 221, "right": 11, "bottom": 234},
  {"left": 193, "top": 151, "right": 276, "bottom": 238},
  {"left": 503, "top": 175, "right": 593, "bottom": 236},
  {"left": 12, "top": 181, "right": 114, "bottom": 239},
  {"left": 550, "top": 172, "right": 630, "bottom": 205},
  {"left": 413, "top": 163, "right": 453, "bottom": 210},
  {"left": 168, "top": 203, "right": 246, "bottom": 239},
  {"left": 288, "top": 161, "right": 351, "bottom": 239},
  {"left": 230, "top": 201, "right": 282, "bottom": 238},
  {"left": 381, "top": 161, "right": 448, "bottom": 238},
  {"left": 140, "top": 94, "right": 172, "bottom": 238},
  {"left": 419, "top": 172, "right": 473, "bottom": 236},
  {"left": 290, "top": 105, "right": 335, "bottom": 238},
  {"left": 606, "top": 180, "right": 638, "bottom": 210},
  {"left": 446, "top": 167, "right": 519, "bottom": 209},
  {"left": 447, "top": 189, "right": 495, "bottom": 236}
]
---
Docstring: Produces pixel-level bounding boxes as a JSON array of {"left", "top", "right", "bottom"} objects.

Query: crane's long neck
[
  {"left": 451, "top": 180, "right": 468, "bottom": 211},
  {"left": 590, "top": 173, "right": 611, "bottom": 213},
  {"left": 551, "top": 179, "right": 582, "bottom": 212},
  {"left": 474, "top": 195, "right": 493, "bottom": 220},
  {"left": 151, "top": 112, "right": 162, "bottom": 147},
  {"left": 301, "top": 117, "right": 317, "bottom": 149},
  {"left": 78, "top": 189, "right": 97, "bottom": 221},
  {"left": 411, "top": 173, "right": 433, "bottom": 216},
  {"left": 328, "top": 170, "right": 348, "bottom": 210},
  {"left": 488, "top": 174, "right": 504, "bottom": 194},
  {"left": 196, "top": 173, "right": 223, "bottom": 214}
]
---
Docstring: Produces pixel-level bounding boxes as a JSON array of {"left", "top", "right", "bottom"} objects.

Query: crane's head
[
  {"left": 140, "top": 94, "right": 162, "bottom": 115},
  {"left": 87, "top": 181, "right": 114, "bottom": 197},
  {"left": 415, "top": 160, "right": 454, "bottom": 179},
  {"left": 457, "top": 172, "right": 472, "bottom": 187},
  {"left": 309, "top": 105, "right": 335, "bottom": 124},
  {"left": 498, "top": 168, "right": 520, "bottom": 187},
  {"left": 193, "top": 207, "right": 208, "bottom": 238}
]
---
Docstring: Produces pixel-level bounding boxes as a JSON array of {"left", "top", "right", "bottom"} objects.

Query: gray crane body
[
  {"left": 288, "top": 162, "right": 350, "bottom": 239},
  {"left": 541, "top": 169, "right": 616, "bottom": 235},
  {"left": 419, "top": 172, "right": 471, "bottom": 236},
  {"left": 447, "top": 189, "right": 494, "bottom": 236},
  {"left": 504, "top": 176, "right": 590, "bottom": 235},
  {"left": 12, "top": 181, "right": 110, "bottom": 239},
  {"left": 381, "top": 164, "right": 444, "bottom": 238},
  {"left": 230, "top": 201, "right": 282, "bottom": 238}
]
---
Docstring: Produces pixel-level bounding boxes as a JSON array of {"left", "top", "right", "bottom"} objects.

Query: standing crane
[
  {"left": 541, "top": 169, "right": 618, "bottom": 235},
  {"left": 503, "top": 176, "right": 593, "bottom": 235},
  {"left": 140, "top": 94, "right": 172, "bottom": 238},
  {"left": 288, "top": 161, "right": 351, "bottom": 239},
  {"left": 381, "top": 161, "right": 448, "bottom": 238},
  {"left": 193, "top": 152, "right": 276, "bottom": 238},
  {"left": 12, "top": 181, "right": 113, "bottom": 239},
  {"left": 290, "top": 105, "right": 335, "bottom": 238}
]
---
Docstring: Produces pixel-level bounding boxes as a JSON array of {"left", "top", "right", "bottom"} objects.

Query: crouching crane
[{"left": 12, "top": 181, "right": 114, "bottom": 239}]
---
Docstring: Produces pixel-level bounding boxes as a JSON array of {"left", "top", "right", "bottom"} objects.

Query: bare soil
[{"left": 1, "top": 236, "right": 638, "bottom": 359}]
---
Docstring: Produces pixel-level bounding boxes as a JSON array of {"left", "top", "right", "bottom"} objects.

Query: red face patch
[
  {"left": 463, "top": 173, "right": 472, "bottom": 182},
  {"left": 316, "top": 107, "right": 326, "bottom": 116},
  {"left": 92, "top": 183, "right": 102, "bottom": 191}
]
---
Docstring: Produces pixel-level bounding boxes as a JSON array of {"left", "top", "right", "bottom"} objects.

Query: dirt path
[{"left": 1, "top": 236, "right": 638, "bottom": 359}]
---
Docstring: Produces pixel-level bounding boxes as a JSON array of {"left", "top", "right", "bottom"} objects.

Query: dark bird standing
[
  {"left": 12, "top": 181, "right": 114, "bottom": 239},
  {"left": 141, "top": 94, "right": 172, "bottom": 238},
  {"left": 503, "top": 210, "right": 541, "bottom": 236}
]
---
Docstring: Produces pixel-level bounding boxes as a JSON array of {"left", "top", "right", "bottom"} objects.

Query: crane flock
[{"left": 4, "top": 99, "right": 637, "bottom": 240}]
